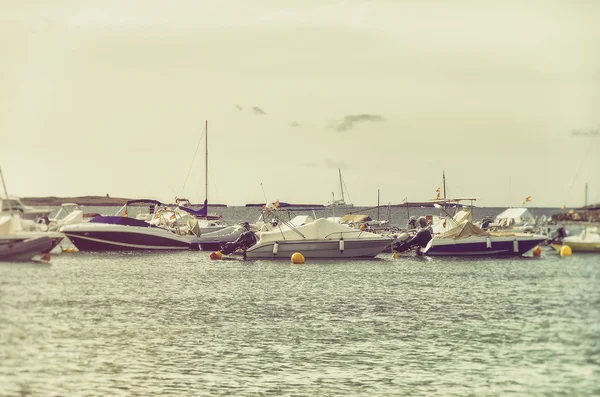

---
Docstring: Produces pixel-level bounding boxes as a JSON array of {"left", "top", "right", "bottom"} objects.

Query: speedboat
[
  {"left": 59, "top": 199, "right": 195, "bottom": 251},
  {"left": 0, "top": 214, "right": 65, "bottom": 261},
  {"left": 551, "top": 225, "right": 600, "bottom": 253},
  {"left": 395, "top": 203, "right": 547, "bottom": 257},
  {"left": 421, "top": 222, "right": 548, "bottom": 256},
  {"left": 244, "top": 217, "right": 394, "bottom": 259}
]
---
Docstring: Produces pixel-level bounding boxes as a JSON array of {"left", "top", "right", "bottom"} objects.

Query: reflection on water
[{"left": 1, "top": 250, "right": 598, "bottom": 396}]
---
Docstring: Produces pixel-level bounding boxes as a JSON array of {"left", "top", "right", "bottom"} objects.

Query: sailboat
[
  {"left": 328, "top": 169, "right": 354, "bottom": 209},
  {"left": 175, "top": 121, "right": 229, "bottom": 239}
]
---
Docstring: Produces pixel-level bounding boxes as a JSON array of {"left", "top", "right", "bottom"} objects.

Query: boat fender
[
  {"left": 339, "top": 237, "right": 344, "bottom": 253},
  {"left": 486, "top": 237, "right": 492, "bottom": 249},
  {"left": 273, "top": 242, "right": 279, "bottom": 256},
  {"left": 513, "top": 239, "right": 519, "bottom": 253}
]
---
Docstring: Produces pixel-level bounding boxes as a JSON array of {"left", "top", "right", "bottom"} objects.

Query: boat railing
[{"left": 323, "top": 230, "right": 372, "bottom": 239}]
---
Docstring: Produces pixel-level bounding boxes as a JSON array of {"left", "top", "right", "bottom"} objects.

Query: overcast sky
[{"left": 2, "top": 0, "right": 598, "bottom": 207}]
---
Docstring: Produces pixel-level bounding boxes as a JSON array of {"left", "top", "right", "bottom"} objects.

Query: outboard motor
[
  {"left": 394, "top": 228, "right": 433, "bottom": 252},
  {"left": 220, "top": 231, "right": 257, "bottom": 255}
]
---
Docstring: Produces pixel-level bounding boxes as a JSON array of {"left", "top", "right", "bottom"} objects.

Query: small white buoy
[
  {"left": 272, "top": 242, "right": 279, "bottom": 255},
  {"left": 339, "top": 238, "right": 345, "bottom": 253}
]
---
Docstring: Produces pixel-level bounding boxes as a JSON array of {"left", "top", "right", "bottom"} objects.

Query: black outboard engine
[
  {"left": 394, "top": 228, "right": 433, "bottom": 252},
  {"left": 220, "top": 231, "right": 257, "bottom": 255},
  {"left": 550, "top": 226, "right": 568, "bottom": 245}
]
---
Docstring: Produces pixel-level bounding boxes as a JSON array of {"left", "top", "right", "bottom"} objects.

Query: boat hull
[
  {"left": 551, "top": 242, "right": 600, "bottom": 253},
  {"left": 423, "top": 235, "right": 547, "bottom": 256},
  {"left": 0, "top": 236, "right": 55, "bottom": 261},
  {"left": 61, "top": 224, "right": 191, "bottom": 251},
  {"left": 245, "top": 238, "right": 393, "bottom": 259}
]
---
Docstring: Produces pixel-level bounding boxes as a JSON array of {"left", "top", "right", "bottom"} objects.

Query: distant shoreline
[{"left": 21, "top": 196, "right": 228, "bottom": 207}]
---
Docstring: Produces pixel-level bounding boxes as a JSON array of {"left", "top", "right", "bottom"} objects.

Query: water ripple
[{"left": 1, "top": 249, "right": 598, "bottom": 396}]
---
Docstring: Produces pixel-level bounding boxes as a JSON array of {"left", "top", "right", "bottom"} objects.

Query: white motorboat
[
  {"left": 245, "top": 217, "right": 394, "bottom": 259},
  {"left": 551, "top": 225, "right": 600, "bottom": 253},
  {"left": 46, "top": 203, "right": 85, "bottom": 231}
]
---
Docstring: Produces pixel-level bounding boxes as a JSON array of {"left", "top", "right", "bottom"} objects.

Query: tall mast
[
  {"left": 377, "top": 188, "right": 380, "bottom": 220},
  {"left": 205, "top": 120, "right": 208, "bottom": 204},
  {"left": 0, "top": 166, "right": 13, "bottom": 213},
  {"left": 585, "top": 182, "right": 588, "bottom": 208},
  {"left": 443, "top": 171, "right": 447, "bottom": 200}
]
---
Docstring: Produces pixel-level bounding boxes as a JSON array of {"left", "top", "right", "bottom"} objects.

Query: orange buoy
[
  {"left": 210, "top": 251, "right": 223, "bottom": 260},
  {"left": 291, "top": 252, "right": 305, "bottom": 264},
  {"left": 532, "top": 246, "right": 542, "bottom": 257}
]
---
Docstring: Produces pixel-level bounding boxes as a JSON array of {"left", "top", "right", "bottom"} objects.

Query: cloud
[
  {"left": 290, "top": 121, "right": 302, "bottom": 127},
  {"left": 252, "top": 106, "right": 266, "bottom": 115},
  {"left": 324, "top": 159, "right": 352, "bottom": 169},
  {"left": 330, "top": 114, "right": 384, "bottom": 132},
  {"left": 571, "top": 129, "right": 599, "bottom": 137},
  {"left": 235, "top": 104, "right": 243, "bottom": 111}
]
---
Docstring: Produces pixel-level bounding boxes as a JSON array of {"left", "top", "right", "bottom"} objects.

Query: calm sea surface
[{"left": 1, "top": 207, "right": 598, "bottom": 396}]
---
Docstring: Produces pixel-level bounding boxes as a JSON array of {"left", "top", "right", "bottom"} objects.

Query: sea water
[{"left": 1, "top": 207, "right": 598, "bottom": 396}]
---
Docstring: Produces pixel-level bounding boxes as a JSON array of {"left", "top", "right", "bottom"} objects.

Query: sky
[{"left": 1, "top": 0, "right": 599, "bottom": 207}]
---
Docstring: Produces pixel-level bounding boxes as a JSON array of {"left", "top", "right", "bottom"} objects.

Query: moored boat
[
  {"left": 244, "top": 217, "right": 394, "bottom": 259},
  {"left": 59, "top": 199, "right": 195, "bottom": 251},
  {"left": 551, "top": 225, "right": 600, "bottom": 253}
]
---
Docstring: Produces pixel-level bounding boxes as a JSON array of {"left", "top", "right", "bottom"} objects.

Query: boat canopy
[
  {"left": 438, "top": 221, "right": 489, "bottom": 239},
  {"left": 89, "top": 216, "right": 156, "bottom": 227},
  {"left": 339, "top": 214, "right": 373, "bottom": 224},
  {"left": 494, "top": 208, "right": 535, "bottom": 226},
  {"left": 258, "top": 218, "right": 383, "bottom": 242},
  {"left": 126, "top": 199, "right": 163, "bottom": 206},
  {"left": 178, "top": 199, "right": 208, "bottom": 217}
]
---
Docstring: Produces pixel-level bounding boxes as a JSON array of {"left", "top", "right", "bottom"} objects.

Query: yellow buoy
[
  {"left": 392, "top": 249, "right": 398, "bottom": 259},
  {"left": 532, "top": 246, "right": 542, "bottom": 257},
  {"left": 210, "top": 251, "right": 223, "bottom": 260},
  {"left": 291, "top": 252, "right": 305, "bottom": 264},
  {"left": 559, "top": 245, "right": 572, "bottom": 257}
]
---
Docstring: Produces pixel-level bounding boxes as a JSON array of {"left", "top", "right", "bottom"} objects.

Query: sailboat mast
[
  {"left": 0, "top": 166, "right": 13, "bottom": 212},
  {"left": 205, "top": 120, "right": 208, "bottom": 205},
  {"left": 443, "top": 171, "right": 447, "bottom": 200}
]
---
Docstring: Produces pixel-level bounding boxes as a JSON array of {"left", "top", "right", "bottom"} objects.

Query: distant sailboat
[{"left": 328, "top": 169, "right": 354, "bottom": 209}]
